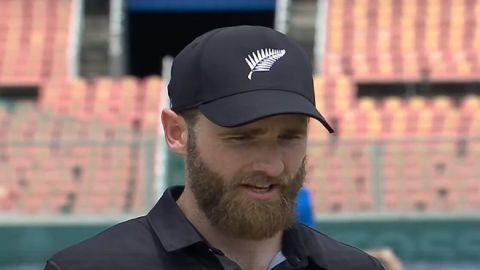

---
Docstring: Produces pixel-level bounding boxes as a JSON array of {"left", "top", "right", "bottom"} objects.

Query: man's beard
[{"left": 186, "top": 132, "right": 306, "bottom": 240}]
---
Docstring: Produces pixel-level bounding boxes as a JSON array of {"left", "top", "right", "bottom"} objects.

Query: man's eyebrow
[
  {"left": 282, "top": 127, "right": 308, "bottom": 134},
  {"left": 218, "top": 128, "right": 266, "bottom": 136}
]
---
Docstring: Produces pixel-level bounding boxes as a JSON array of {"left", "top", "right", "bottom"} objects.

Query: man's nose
[{"left": 251, "top": 146, "right": 285, "bottom": 177}]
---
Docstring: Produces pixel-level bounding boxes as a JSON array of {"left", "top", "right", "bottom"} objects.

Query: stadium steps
[
  {"left": 79, "top": 0, "right": 110, "bottom": 78},
  {"left": 286, "top": 0, "right": 318, "bottom": 68}
]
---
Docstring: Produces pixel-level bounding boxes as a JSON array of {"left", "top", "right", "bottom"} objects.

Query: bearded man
[{"left": 44, "top": 25, "right": 385, "bottom": 270}]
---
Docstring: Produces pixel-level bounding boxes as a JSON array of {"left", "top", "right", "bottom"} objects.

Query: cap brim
[{"left": 199, "top": 90, "right": 334, "bottom": 133}]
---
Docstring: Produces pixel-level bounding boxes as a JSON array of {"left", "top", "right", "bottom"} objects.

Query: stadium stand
[
  {"left": 0, "top": 76, "right": 163, "bottom": 214},
  {"left": 303, "top": 0, "right": 480, "bottom": 214},
  {"left": 1, "top": 1, "right": 479, "bottom": 269},
  {"left": 324, "top": 0, "right": 480, "bottom": 81},
  {"left": 39, "top": 77, "right": 162, "bottom": 132},
  {"left": 0, "top": 0, "right": 72, "bottom": 84},
  {"left": 0, "top": 0, "right": 479, "bottom": 218}
]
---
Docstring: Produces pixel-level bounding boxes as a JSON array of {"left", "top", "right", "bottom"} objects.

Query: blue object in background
[
  {"left": 296, "top": 186, "right": 315, "bottom": 228},
  {"left": 127, "top": 0, "right": 276, "bottom": 12}
]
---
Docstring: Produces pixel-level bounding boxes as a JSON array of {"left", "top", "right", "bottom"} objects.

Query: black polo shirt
[{"left": 44, "top": 186, "right": 385, "bottom": 270}]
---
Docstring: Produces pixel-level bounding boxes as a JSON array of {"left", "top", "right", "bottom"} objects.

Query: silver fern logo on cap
[{"left": 245, "top": 48, "right": 286, "bottom": 80}]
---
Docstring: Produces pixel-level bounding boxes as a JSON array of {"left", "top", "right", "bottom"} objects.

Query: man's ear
[{"left": 161, "top": 109, "right": 188, "bottom": 156}]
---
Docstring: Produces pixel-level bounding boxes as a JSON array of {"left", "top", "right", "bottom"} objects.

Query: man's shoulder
[
  {"left": 293, "top": 224, "right": 385, "bottom": 270},
  {"left": 46, "top": 216, "right": 161, "bottom": 270}
]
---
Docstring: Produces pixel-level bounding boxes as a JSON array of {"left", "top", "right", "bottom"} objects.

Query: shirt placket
[{"left": 213, "top": 253, "right": 242, "bottom": 270}]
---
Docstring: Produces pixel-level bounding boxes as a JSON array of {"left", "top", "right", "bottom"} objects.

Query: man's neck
[{"left": 177, "top": 188, "right": 283, "bottom": 270}]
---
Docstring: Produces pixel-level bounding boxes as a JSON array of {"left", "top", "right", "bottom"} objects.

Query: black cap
[{"left": 168, "top": 25, "right": 334, "bottom": 133}]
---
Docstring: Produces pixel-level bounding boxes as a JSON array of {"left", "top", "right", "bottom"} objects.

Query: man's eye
[
  {"left": 227, "top": 135, "right": 252, "bottom": 141},
  {"left": 279, "top": 134, "right": 303, "bottom": 140}
]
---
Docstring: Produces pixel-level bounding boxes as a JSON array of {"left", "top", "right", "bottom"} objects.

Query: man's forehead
[{"left": 200, "top": 114, "right": 309, "bottom": 132}]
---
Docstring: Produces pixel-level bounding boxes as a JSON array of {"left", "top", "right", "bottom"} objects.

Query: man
[{"left": 44, "top": 25, "right": 385, "bottom": 270}]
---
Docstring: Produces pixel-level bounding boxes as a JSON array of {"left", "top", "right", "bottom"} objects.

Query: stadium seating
[
  {"left": 0, "top": 0, "right": 163, "bottom": 213},
  {"left": 307, "top": 75, "right": 480, "bottom": 213},
  {"left": 325, "top": 0, "right": 480, "bottom": 81},
  {"left": 301, "top": 0, "right": 480, "bottom": 213},
  {"left": 0, "top": 0, "right": 72, "bottom": 84},
  {"left": 1, "top": 0, "right": 479, "bottom": 216},
  {"left": 0, "top": 75, "right": 163, "bottom": 214}
]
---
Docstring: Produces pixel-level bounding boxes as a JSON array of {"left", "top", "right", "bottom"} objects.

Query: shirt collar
[
  {"left": 282, "top": 224, "right": 327, "bottom": 269},
  {"left": 147, "top": 186, "right": 327, "bottom": 269},
  {"left": 147, "top": 186, "right": 204, "bottom": 252}
]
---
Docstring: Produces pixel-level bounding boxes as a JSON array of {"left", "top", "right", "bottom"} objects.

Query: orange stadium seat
[
  {"left": 459, "top": 95, "right": 480, "bottom": 136},
  {"left": 429, "top": 96, "right": 453, "bottom": 136},
  {"left": 355, "top": 97, "right": 381, "bottom": 139}
]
